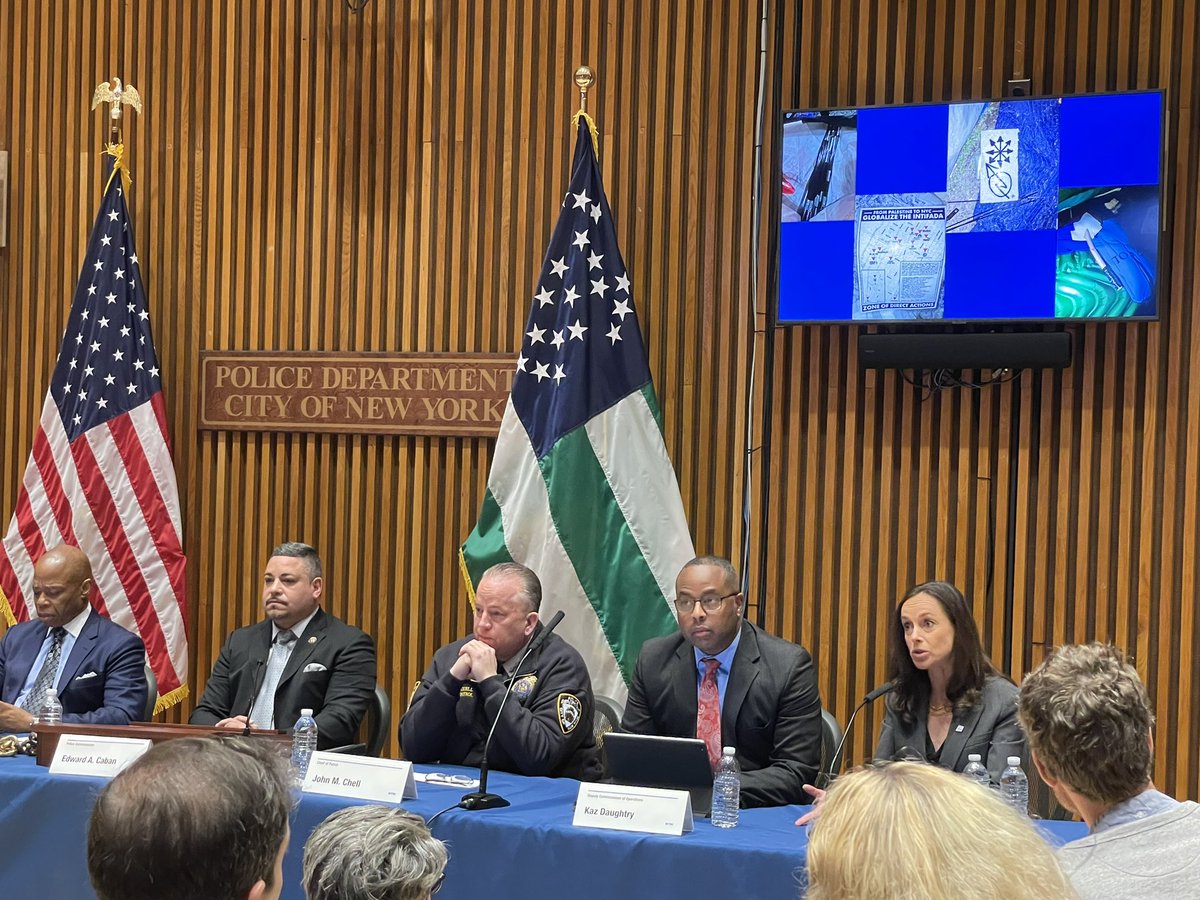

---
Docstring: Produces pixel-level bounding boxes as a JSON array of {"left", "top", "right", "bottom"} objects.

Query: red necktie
[{"left": 696, "top": 657, "right": 721, "bottom": 771}]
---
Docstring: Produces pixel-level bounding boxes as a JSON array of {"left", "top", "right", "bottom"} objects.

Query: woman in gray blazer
[{"left": 874, "top": 581, "right": 1026, "bottom": 786}]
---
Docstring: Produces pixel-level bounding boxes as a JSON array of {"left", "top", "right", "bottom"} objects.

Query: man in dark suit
[
  {"left": 0, "top": 543, "right": 147, "bottom": 730},
  {"left": 190, "top": 542, "right": 375, "bottom": 750},
  {"left": 621, "top": 555, "right": 822, "bottom": 807}
]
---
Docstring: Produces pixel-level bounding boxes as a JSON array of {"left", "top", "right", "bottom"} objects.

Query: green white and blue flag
[{"left": 460, "top": 117, "right": 694, "bottom": 703}]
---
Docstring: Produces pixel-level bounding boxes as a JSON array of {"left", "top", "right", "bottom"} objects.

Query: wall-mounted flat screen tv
[{"left": 775, "top": 91, "right": 1163, "bottom": 323}]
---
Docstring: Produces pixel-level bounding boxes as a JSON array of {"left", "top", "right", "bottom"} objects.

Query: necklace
[{"left": 929, "top": 702, "right": 953, "bottom": 715}]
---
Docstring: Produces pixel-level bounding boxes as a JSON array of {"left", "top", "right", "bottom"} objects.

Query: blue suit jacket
[{"left": 0, "top": 607, "right": 147, "bottom": 725}]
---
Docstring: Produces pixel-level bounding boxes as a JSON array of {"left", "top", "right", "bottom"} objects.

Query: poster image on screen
[{"left": 776, "top": 91, "right": 1162, "bottom": 324}]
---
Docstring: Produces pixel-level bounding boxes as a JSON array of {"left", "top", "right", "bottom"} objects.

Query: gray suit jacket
[
  {"left": 874, "top": 673, "right": 1025, "bottom": 784},
  {"left": 621, "top": 619, "right": 822, "bottom": 807}
]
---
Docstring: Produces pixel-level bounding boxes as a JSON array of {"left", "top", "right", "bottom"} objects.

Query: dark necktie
[
  {"left": 696, "top": 657, "right": 722, "bottom": 771},
  {"left": 20, "top": 627, "right": 67, "bottom": 714}
]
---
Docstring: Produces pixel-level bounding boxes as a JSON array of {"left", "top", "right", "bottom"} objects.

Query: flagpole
[{"left": 108, "top": 83, "right": 121, "bottom": 145}]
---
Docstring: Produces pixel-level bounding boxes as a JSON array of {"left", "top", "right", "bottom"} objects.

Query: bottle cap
[
  {"left": 967, "top": 753, "right": 981, "bottom": 762},
  {"left": 722, "top": 746, "right": 736, "bottom": 755},
  {"left": 1007, "top": 756, "right": 1021, "bottom": 766},
  {"left": 301, "top": 708, "right": 314, "bottom": 717}
]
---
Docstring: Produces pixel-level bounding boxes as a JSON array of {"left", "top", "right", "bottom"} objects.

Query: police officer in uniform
[{"left": 399, "top": 562, "right": 602, "bottom": 780}]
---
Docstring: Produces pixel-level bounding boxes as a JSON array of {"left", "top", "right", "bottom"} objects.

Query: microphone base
[{"left": 459, "top": 790, "right": 511, "bottom": 810}]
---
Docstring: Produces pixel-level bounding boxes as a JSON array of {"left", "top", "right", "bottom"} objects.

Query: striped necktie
[{"left": 20, "top": 627, "right": 67, "bottom": 714}]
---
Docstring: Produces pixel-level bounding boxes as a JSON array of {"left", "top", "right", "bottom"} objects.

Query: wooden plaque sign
[{"left": 200, "top": 351, "right": 515, "bottom": 437}]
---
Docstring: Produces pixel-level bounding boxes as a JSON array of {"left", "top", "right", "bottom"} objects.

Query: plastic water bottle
[
  {"left": 963, "top": 753, "right": 989, "bottom": 787},
  {"left": 38, "top": 688, "right": 63, "bottom": 726},
  {"left": 711, "top": 746, "right": 741, "bottom": 828},
  {"left": 291, "top": 708, "right": 318, "bottom": 781},
  {"left": 1000, "top": 756, "right": 1029, "bottom": 815}
]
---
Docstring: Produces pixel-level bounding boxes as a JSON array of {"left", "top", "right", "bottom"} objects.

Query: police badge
[
  {"left": 557, "top": 693, "right": 583, "bottom": 734},
  {"left": 511, "top": 674, "right": 538, "bottom": 699}
]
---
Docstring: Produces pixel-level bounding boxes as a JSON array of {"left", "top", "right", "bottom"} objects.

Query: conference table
[{"left": 0, "top": 754, "right": 1087, "bottom": 899}]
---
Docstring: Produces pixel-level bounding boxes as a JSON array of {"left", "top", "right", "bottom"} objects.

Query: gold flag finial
[
  {"left": 572, "top": 66, "right": 599, "bottom": 155},
  {"left": 91, "top": 77, "right": 143, "bottom": 142},
  {"left": 574, "top": 66, "right": 594, "bottom": 114}
]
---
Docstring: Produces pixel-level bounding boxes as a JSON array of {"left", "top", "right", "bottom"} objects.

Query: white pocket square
[
  {"left": 302, "top": 663, "right": 327, "bottom": 673},
  {"left": 74, "top": 671, "right": 99, "bottom": 680}
]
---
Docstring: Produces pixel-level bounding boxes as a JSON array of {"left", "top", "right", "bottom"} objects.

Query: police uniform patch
[
  {"left": 511, "top": 674, "right": 538, "bottom": 699},
  {"left": 557, "top": 693, "right": 582, "bottom": 734}
]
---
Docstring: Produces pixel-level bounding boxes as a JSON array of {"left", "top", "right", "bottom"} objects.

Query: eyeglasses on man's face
[{"left": 673, "top": 591, "right": 739, "bottom": 614}]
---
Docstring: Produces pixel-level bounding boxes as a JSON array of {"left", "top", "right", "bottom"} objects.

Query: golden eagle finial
[{"left": 91, "top": 77, "right": 143, "bottom": 121}]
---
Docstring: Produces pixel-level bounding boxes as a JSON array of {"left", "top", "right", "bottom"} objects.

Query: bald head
[{"left": 32, "top": 544, "right": 94, "bottom": 627}]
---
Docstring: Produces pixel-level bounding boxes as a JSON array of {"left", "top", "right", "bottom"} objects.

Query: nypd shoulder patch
[{"left": 557, "top": 693, "right": 583, "bottom": 734}]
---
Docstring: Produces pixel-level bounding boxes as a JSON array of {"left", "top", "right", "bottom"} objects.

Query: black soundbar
[{"left": 858, "top": 331, "right": 1072, "bottom": 370}]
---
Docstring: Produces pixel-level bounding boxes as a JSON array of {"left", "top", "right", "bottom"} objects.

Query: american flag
[
  {"left": 460, "top": 118, "right": 693, "bottom": 702},
  {"left": 0, "top": 147, "right": 188, "bottom": 710}
]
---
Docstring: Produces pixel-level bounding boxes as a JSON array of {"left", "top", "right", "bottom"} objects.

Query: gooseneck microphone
[
  {"left": 240, "top": 657, "right": 268, "bottom": 736},
  {"left": 818, "top": 681, "right": 894, "bottom": 789},
  {"left": 460, "top": 610, "right": 566, "bottom": 811}
]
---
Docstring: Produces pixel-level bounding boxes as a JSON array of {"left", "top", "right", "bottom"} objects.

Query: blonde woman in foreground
[{"left": 804, "top": 762, "right": 1077, "bottom": 900}]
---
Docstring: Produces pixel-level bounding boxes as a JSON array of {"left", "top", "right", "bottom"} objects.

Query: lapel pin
[
  {"left": 308, "top": 636, "right": 317, "bottom": 644},
  {"left": 955, "top": 724, "right": 964, "bottom": 732}
]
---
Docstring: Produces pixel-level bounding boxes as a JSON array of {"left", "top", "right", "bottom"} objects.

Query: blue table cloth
[{"left": 0, "top": 755, "right": 1087, "bottom": 899}]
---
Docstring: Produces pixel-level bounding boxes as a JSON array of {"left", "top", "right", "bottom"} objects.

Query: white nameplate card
[
  {"left": 301, "top": 753, "right": 417, "bottom": 803},
  {"left": 49, "top": 735, "right": 152, "bottom": 778},
  {"left": 572, "top": 783, "right": 694, "bottom": 835}
]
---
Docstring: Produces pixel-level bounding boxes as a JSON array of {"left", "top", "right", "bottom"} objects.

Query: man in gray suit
[{"left": 621, "top": 555, "right": 822, "bottom": 807}]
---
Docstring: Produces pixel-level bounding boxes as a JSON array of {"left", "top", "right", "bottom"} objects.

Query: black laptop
[{"left": 603, "top": 733, "right": 714, "bottom": 816}]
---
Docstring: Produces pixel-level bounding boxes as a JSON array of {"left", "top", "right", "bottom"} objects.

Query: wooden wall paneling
[
  {"left": 1010, "top": 372, "right": 1036, "bottom": 675},
  {"left": 834, "top": 338, "right": 861, "bottom": 718},
  {"left": 1026, "top": 373, "right": 1050, "bottom": 666},
  {"left": 850, "top": 357, "right": 880, "bottom": 759},
  {"left": 2, "top": 0, "right": 1198, "bottom": 794},
  {"left": 708, "top": 0, "right": 733, "bottom": 558},
  {"left": 756, "top": 0, "right": 1200, "bottom": 799}
]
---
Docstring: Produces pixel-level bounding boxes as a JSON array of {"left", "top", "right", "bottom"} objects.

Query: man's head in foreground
[
  {"left": 1018, "top": 641, "right": 1155, "bottom": 825},
  {"left": 88, "top": 736, "right": 292, "bottom": 900}
]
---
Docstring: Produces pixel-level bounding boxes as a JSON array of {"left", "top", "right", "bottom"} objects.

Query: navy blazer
[
  {"left": 874, "top": 673, "right": 1026, "bottom": 784},
  {"left": 0, "top": 607, "right": 147, "bottom": 725},
  {"left": 621, "top": 619, "right": 823, "bottom": 807},
  {"left": 190, "top": 607, "right": 376, "bottom": 750}
]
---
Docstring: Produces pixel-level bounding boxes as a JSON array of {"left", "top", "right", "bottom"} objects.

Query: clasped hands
[{"left": 449, "top": 640, "right": 501, "bottom": 683}]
